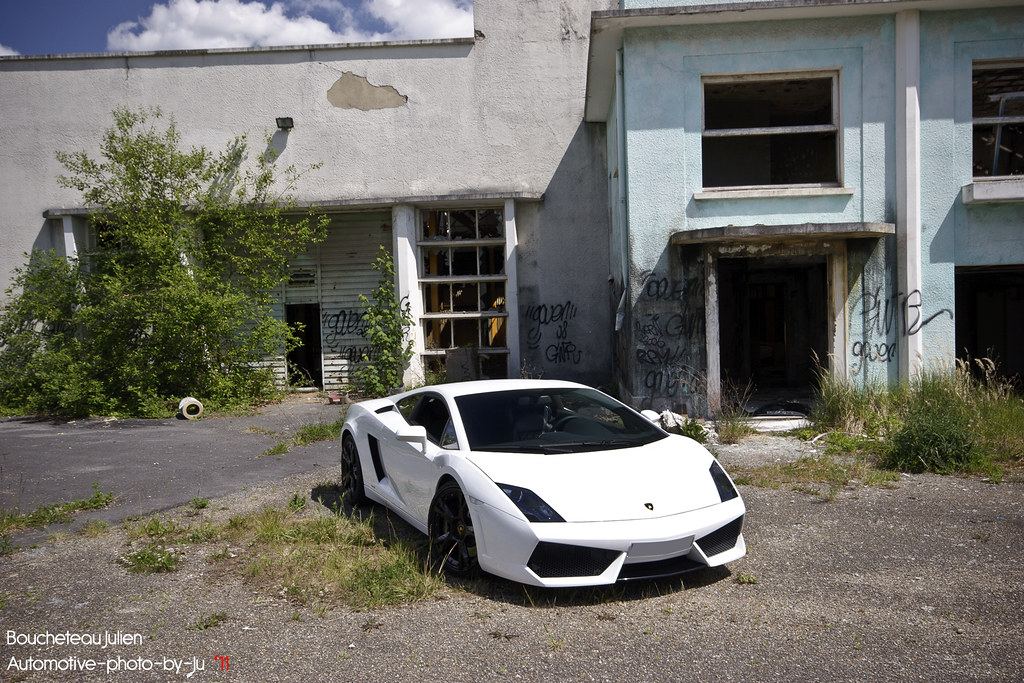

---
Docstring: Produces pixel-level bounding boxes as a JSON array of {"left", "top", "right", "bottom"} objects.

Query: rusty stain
[{"left": 327, "top": 72, "right": 407, "bottom": 111}]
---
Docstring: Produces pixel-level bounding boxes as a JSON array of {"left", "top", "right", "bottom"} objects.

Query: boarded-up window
[
  {"left": 702, "top": 73, "right": 839, "bottom": 188},
  {"left": 973, "top": 64, "right": 1024, "bottom": 178}
]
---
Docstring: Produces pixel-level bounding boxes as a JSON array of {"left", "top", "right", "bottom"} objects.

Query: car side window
[
  {"left": 408, "top": 395, "right": 458, "bottom": 448},
  {"left": 396, "top": 396, "right": 419, "bottom": 421}
]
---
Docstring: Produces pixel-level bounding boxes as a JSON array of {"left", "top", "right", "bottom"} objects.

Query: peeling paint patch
[{"left": 327, "top": 72, "right": 407, "bottom": 111}]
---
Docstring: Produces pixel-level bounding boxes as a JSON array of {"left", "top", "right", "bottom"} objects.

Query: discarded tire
[{"left": 178, "top": 396, "right": 204, "bottom": 420}]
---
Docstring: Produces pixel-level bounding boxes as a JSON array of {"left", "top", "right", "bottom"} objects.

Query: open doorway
[
  {"left": 718, "top": 256, "right": 828, "bottom": 412},
  {"left": 956, "top": 265, "right": 1024, "bottom": 383},
  {"left": 286, "top": 303, "right": 323, "bottom": 389}
]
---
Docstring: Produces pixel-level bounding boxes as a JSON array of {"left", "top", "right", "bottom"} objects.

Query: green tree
[
  {"left": 0, "top": 107, "right": 328, "bottom": 416},
  {"left": 356, "top": 247, "right": 414, "bottom": 397}
]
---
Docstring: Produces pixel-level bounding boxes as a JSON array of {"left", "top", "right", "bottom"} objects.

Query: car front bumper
[{"left": 470, "top": 497, "right": 746, "bottom": 588}]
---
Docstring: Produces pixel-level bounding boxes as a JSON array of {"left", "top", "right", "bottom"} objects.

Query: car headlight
[
  {"left": 496, "top": 484, "right": 565, "bottom": 523},
  {"left": 709, "top": 461, "right": 739, "bottom": 502}
]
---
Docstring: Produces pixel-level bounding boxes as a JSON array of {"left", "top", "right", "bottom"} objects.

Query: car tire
[
  {"left": 340, "top": 433, "right": 366, "bottom": 506},
  {"left": 428, "top": 480, "right": 479, "bottom": 578}
]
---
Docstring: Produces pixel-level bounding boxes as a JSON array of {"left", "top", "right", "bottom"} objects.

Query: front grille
[
  {"left": 617, "top": 554, "right": 704, "bottom": 581},
  {"left": 527, "top": 542, "right": 620, "bottom": 578},
  {"left": 695, "top": 516, "right": 743, "bottom": 558}
]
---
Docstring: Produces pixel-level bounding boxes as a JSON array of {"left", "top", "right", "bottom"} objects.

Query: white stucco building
[
  {"left": 0, "top": 0, "right": 619, "bottom": 391},
  {"left": 3, "top": 0, "right": 1023, "bottom": 414}
]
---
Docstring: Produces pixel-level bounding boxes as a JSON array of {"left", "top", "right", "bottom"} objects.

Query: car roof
[{"left": 401, "top": 378, "right": 588, "bottom": 401}]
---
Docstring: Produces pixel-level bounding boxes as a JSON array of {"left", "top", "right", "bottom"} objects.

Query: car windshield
[{"left": 454, "top": 387, "right": 666, "bottom": 453}]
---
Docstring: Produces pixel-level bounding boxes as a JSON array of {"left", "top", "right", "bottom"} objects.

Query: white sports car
[{"left": 339, "top": 379, "right": 745, "bottom": 588}]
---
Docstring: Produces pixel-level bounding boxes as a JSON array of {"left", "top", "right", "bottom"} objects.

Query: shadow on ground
[{"left": 310, "top": 483, "right": 731, "bottom": 608}]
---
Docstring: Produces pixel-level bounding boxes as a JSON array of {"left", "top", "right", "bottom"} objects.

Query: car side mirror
[
  {"left": 640, "top": 409, "right": 661, "bottom": 424},
  {"left": 397, "top": 425, "right": 429, "bottom": 451}
]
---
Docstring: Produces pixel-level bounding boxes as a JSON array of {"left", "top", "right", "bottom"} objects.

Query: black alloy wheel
[
  {"left": 428, "top": 480, "right": 479, "bottom": 578},
  {"left": 340, "top": 433, "right": 365, "bottom": 505}
]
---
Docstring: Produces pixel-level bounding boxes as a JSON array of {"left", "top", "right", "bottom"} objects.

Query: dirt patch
[{"left": 3, "top": 433, "right": 1022, "bottom": 681}]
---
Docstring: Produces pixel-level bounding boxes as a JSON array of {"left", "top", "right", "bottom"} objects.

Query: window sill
[
  {"left": 962, "top": 178, "right": 1024, "bottom": 204},
  {"left": 694, "top": 186, "right": 854, "bottom": 201}
]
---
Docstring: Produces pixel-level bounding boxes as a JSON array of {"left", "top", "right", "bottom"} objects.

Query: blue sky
[{"left": 0, "top": 0, "right": 474, "bottom": 57}]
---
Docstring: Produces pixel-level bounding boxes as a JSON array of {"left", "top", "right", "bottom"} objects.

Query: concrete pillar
[
  {"left": 896, "top": 10, "right": 923, "bottom": 381},
  {"left": 392, "top": 204, "right": 425, "bottom": 386},
  {"left": 829, "top": 243, "right": 848, "bottom": 380},
  {"left": 62, "top": 216, "right": 78, "bottom": 260},
  {"left": 504, "top": 199, "right": 521, "bottom": 378},
  {"left": 704, "top": 248, "right": 721, "bottom": 417}
]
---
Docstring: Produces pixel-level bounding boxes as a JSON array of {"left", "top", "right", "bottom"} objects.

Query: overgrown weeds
[
  {"left": 716, "top": 377, "right": 756, "bottom": 444},
  {"left": 0, "top": 483, "right": 114, "bottom": 536},
  {"left": 117, "top": 489, "right": 442, "bottom": 609},
  {"left": 732, "top": 453, "right": 899, "bottom": 501},
  {"left": 259, "top": 413, "right": 346, "bottom": 457},
  {"left": 809, "top": 359, "right": 1023, "bottom": 481}
]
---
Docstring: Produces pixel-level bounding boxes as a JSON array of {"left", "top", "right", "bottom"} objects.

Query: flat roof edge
[
  {"left": 1, "top": 36, "right": 475, "bottom": 63},
  {"left": 43, "top": 191, "right": 544, "bottom": 218}
]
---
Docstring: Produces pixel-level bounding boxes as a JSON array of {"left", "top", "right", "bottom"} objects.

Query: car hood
[{"left": 465, "top": 435, "right": 726, "bottom": 523}]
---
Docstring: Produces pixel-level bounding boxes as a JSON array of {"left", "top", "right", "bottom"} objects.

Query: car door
[{"left": 381, "top": 393, "right": 458, "bottom": 523}]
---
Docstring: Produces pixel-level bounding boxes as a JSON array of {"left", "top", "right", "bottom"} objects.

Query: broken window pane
[
  {"left": 479, "top": 245, "right": 504, "bottom": 275},
  {"left": 480, "top": 282, "right": 505, "bottom": 311},
  {"left": 973, "top": 65, "right": 1024, "bottom": 178},
  {"left": 449, "top": 211, "right": 477, "bottom": 239},
  {"left": 451, "top": 247, "right": 478, "bottom": 276},
  {"left": 423, "top": 319, "right": 451, "bottom": 350},
  {"left": 424, "top": 283, "right": 451, "bottom": 314},
  {"left": 422, "top": 247, "right": 450, "bottom": 277},
  {"left": 452, "top": 283, "right": 479, "bottom": 312},
  {"left": 478, "top": 209, "right": 504, "bottom": 238},
  {"left": 702, "top": 74, "right": 839, "bottom": 188},
  {"left": 483, "top": 317, "right": 507, "bottom": 348},
  {"left": 452, "top": 319, "right": 479, "bottom": 347}
]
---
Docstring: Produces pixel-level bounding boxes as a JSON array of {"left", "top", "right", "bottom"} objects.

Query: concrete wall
[
  {"left": 614, "top": 15, "right": 897, "bottom": 409},
  {"left": 602, "top": 2, "right": 1024, "bottom": 411},
  {"left": 0, "top": 0, "right": 619, "bottom": 387},
  {"left": 919, "top": 8, "right": 1024, "bottom": 366}
]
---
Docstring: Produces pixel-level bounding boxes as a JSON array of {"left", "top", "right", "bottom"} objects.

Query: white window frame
[
  {"left": 417, "top": 208, "right": 510, "bottom": 376},
  {"left": 972, "top": 61, "right": 1024, "bottom": 180}
]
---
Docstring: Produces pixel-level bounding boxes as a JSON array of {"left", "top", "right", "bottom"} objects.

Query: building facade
[
  {"left": 2, "top": 0, "right": 1023, "bottom": 412},
  {"left": 0, "top": 0, "right": 618, "bottom": 392},
  {"left": 586, "top": 0, "right": 1024, "bottom": 414}
]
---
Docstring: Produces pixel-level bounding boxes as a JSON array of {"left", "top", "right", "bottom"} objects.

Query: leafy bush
[
  {"left": 0, "top": 107, "right": 327, "bottom": 417},
  {"left": 883, "top": 402, "right": 976, "bottom": 473},
  {"left": 356, "top": 247, "right": 413, "bottom": 397}
]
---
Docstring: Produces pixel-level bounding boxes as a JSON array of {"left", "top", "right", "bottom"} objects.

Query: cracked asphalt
[{"left": 1, "top": 400, "right": 1022, "bottom": 681}]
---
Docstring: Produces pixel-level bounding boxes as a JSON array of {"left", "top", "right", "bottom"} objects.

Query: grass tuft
[{"left": 120, "top": 544, "right": 180, "bottom": 573}]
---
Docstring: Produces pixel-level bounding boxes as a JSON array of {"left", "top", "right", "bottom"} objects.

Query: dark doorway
[
  {"left": 718, "top": 257, "right": 828, "bottom": 400},
  {"left": 286, "top": 303, "right": 323, "bottom": 389},
  {"left": 956, "top": 266, "right": 1024, "bottom": 383}
]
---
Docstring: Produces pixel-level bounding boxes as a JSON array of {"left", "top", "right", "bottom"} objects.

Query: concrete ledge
[
  {"left": 671, "top": 221, "right": 895, "bottom": 245},
  {"left": 962, "top": 178, "right": 1024, "bottom": 204}
]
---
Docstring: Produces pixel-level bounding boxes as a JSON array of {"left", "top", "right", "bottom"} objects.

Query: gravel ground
[{"left": 2, "top": 422, "right": 1023, "bottom": 681}]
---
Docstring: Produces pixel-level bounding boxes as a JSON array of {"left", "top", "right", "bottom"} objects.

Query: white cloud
[
  {"left": 363, "top": 0, "right": 473, "bottom": 40},
  {"left": 0, "top": 43, "right": 20, "bottom": 56},
  {"left": 107, "top": 0, "right": 473, "bottom": 52}
]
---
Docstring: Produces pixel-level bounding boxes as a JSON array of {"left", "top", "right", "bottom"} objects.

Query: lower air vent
[
  {"left": 527, "top": 542, "right": 620, "bottom": 578},
  {"left": 695, "top": 516, "right": 743, "bottom": 557},
  {"left": 617, "top": 554, "right": 704, "bottom": 581}
]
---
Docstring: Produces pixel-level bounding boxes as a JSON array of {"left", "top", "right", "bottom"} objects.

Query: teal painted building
[{"left": 585, "top": 0, "right": 1024, "bottom": 414}]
